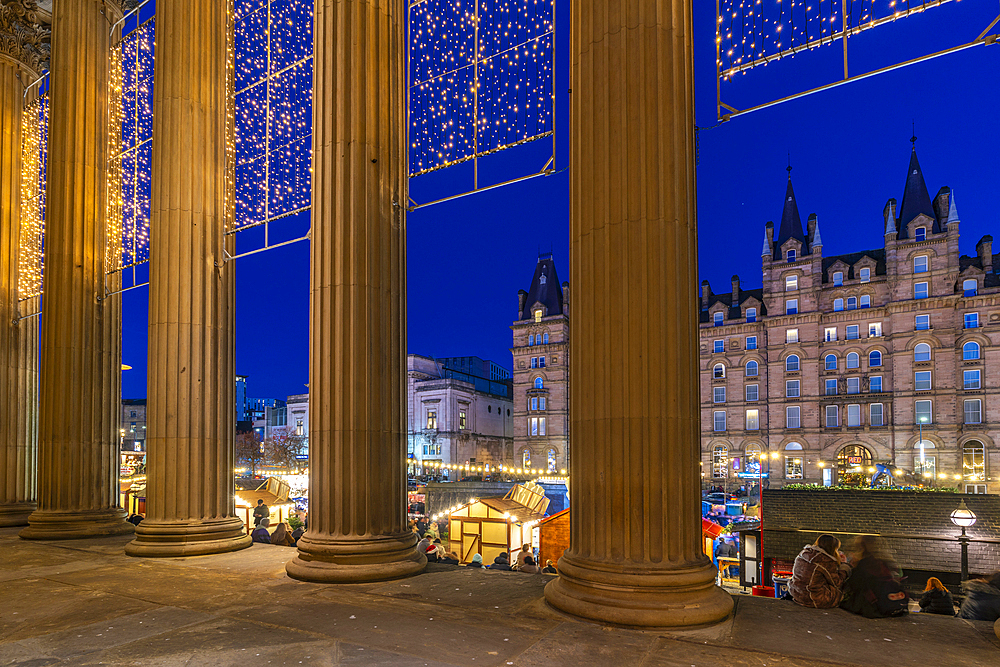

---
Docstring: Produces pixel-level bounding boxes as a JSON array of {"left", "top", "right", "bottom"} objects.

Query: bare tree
[
  {"left": 236, "top": 431, "right": 265, "bottom": 477},
  {"left": 262, "top": 427, "right": 307, "bottom": 473}
]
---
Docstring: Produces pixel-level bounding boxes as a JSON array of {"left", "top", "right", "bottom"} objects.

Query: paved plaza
[{"left": 2, "top": 527, "right": 998, "bottom": 666}]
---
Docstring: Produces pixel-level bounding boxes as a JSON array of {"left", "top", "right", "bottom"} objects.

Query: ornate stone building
[
  {"left": 511, "top": 254, "right": 569, "bottom": 473},
  {"left": 700, "top": 147, "right": 998, "bottom": 494}
]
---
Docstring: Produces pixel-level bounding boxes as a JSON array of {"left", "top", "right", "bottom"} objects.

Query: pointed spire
[
  {"left": 947, "top": 188, "right": 960, "bottom": 225},
  {"left": 811, "top": 216, "right": 824, "bottom": 248},
  {"left": 761, "top": 228, "right": 772, "bottom": 256},
  {"left": 774, "top": 168, "right": 806, "bottom": 254},
  {"left": 897, "top": 144, "right": 935, "bottom": 237}
]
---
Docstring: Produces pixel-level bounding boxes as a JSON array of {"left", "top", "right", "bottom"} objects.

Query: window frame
[
  {"left": 785, "top": 355, "right": 800, "bottom": 372},
  {"left": 963, "top": 341, "right": 981, "bottom": 360},
  {"left": 914, "top": 370, "right": 932, "bottom": 391},
  {"left": 870, "top": 375, "right": 883, "bottom": 393},
  {"left": 860, "top": 294, "right": 871, "bottom": 308},
  {"left": 746, "top": 383, "right": 759, "bottom": 401},
  {"left": 833, "top": 271, "right": 844, "bottom": 286},
  {"left": 846, "top": 352, "right": 860, "bottom": 369},
  {"left": 964, "top": 399, "right": 982, "bottom": 425},
  {"left": 824, "top": 353, "right": 838, "bottom": 370},
  {"left": 963, "top": 369, "right": 981, "bottom": 391},
  {"left": 846, "top": 324, "right": 860, "bottom": 340},
  {"left": 785, "top": 379, "right": 800, "bottom": 398},
  {"left": 713, "top": 363, "right": 726, "bottom": 379},
  {"left": 914, "top": 282, "right": 929, "bottom": 299},
  {"left": 846, "top": 404, "right": 861, "bottom": 427},
  {"left": 963, "top": 279, "right": 978, "bottom": 297},
  {"left": 915, "top": 314, "right": 930, "bottom": 330},
  {"left": 870, "top": 403, "right": 884, "bottom": 426},
  {"left": 746, "top": 307, "right": 757, "bottom": 323},
  {"left": 825, "top": 378, "right": 838, "bottom": 396},
  {"left": 713, "top": 386, "right": 727, "bottom": 403},
  {"left": 745, "top": 408, "right": 760, "bottom": 430},
  {"left": 786, "top": 405, "right": 801, "bottom": 429},
  {"left": 964, "top": 313, "right": 979, "bottom": 329},
  {"left": 713, "top": 411, "right": 727, "bottom": 432},
  {"left": 914, "top": 343, "right": 931, "bottom": 362},
  {"left": 860, "top": 267, "right": 871, "bottom": 283},
  {"left": 785, "top": 275, "right": 798, "bottom": 291},
  {"left": 913, "top": 255, "right": 928, "bottom": 273},
  {"left": 868, "top": 350, "right": 882, "bottom": 367},
  {"left": 915, "top": 400, "right": 933, "bottom": 424},
  {"left": 786, "top": 329, "right": 799, "bottom": 344},
  {"left": 713, "top": 312, "right": 724, "bottom": 326},
  {"left": 746, "top": 336, "right": 757, "bottom": 350},
  {"left": 745, "top": 360, "right": 759, "bottom": 377},
  {"left": 826, "top": 405, "right": 839, "bottom": 427},
  {"left": 785, "top": 298, "right": 798, "bottom": 315},
  {"left": 834, "top": 298, "right": 844, "bottom": 311}
]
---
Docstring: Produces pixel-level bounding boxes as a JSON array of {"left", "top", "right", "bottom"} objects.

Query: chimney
[
  {"left": 561, "top": 282, "right": 569, "bottom": 315},
  {"left": 977, "top": 235, "right": 994, "bottom": 274},
  {"left": 517, "top": 289, "right": 528, "bottom": 316},
  {"left": 701, "top": 280, "right": 711, "bottom": 310},
  {"left": 807, "top": 214, "right": 817, "bottom": 240},
  {"left": 765, "top": 221, "right": 774, "bottom": 248},
  {"left": 731, "top": 275, "right": 740, "bottom": 306}
]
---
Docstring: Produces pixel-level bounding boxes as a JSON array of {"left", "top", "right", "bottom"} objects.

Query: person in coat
[
  {"left": 490, "top": 553, "right": 512, "bottom": 570},
  {"left": 918, "top": 577, "right": 955, "bottom": 616},
  {"left": 788, "top": 534, "right": 851, "bottom": 609},
  {"left": 251, "top": 518, "right": 271, "bottom": 544},
  {"left": 519, "top": 555, "right": 541, "bottom": 574},
  {"left": 513, "top": 543, "right": 531, "bottom": 569},
  {"left": 270, "top": 522, "right": 295, "bottom": 547},
  {"left": 467, "top": 553, "right": 484, "bottom": 568},
  {"left": 252, "top": 499, "right": 269, "bottom": 527},
  {"left": 840, "top": 535, "right": 908, "bottom": 618},
  {"left": 958, "top": 572, "right": 1000, "bottom": 622},
  {"left": 541, "top": 559, "right": 558, "bottom": 574}
]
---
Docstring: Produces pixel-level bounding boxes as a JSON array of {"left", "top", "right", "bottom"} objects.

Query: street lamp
[{"left": 949, "top": 499, "right": 977, "bottom": 581}]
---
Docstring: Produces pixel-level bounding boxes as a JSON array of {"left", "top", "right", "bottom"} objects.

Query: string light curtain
[
  {"left": 233, "top": 0, "right": 313, "bottom": 230},
  {"left": 18, "top": 94, "right": 47, "bottom": 302},
  {"left": 408, "top": 0, "right": 554, "bottom": 176},
  {"left": 717, "top": 0, "right": 959, "bottom": 79}
]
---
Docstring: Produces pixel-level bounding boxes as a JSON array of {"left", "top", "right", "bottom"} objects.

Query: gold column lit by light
[
  {"left": 543, "top": 0, "right": 733, "bottom": 626},
  {"left": 285, "top": 0, "right": 425, "bottom": 583},
  {"left": 21, "top": 0, "right": 132, "bottom": 540},
  {"left": 126, "top": 0, "right": 250, "bottom": 557}
]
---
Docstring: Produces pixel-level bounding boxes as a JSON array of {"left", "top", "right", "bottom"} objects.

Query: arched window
[
  {"left": 714, "top": 363, "right": 726, "bottom": 379},
  {"left": 963, "top": 441, "right": 986, "bottom": 482},
  {"left": 963, "top": 279, "right": 978, "bottom": 297},
  {"left": 836, "top": 445, "right": 873, "bottom": 485},
  {"left": 914, "top": 343, "right": 931, "bottom": 362},
  {"left": 534, "top": 377, "right": 544, "bottom": 389},
  {"left": 847, "top": 296, "right": 857, "bottom": 310},
  {"left": 522, "top": 449, "right": 531, "bottom": 468},
  {"left": 712, "top": 445, "right": 728, "bottom": 478},
  {"left": 825, "top": 354, "right": 838, "bottom": 370},
  {"left": 846, "top": 352, "right": 860, "bottom": 369},
  {"left": 547, "top": 449, "right": 557, "bottom": 473},
  {"left": 785, "top": 355, "right": 800, "bottom": 372},
  {"left": 743, "top": 360, "right": 759, "bottom": 378},
  {"left": 869, "top": 350, "right": 882, "bottom": 367},
  {"left": 784, "top": 442, "right": 803, "bottom": 450},
  {"left": 963, "top": 341, "right": 981, "bottom": 360},
  {"left": 745, "top": 443, "right": 762, "bottom": 474},
  {"left": 860, "top": 295, "right": 871, "bottom": 308},
  {"left": 834, "top": 298, "right": 844, "bottom": 311}
]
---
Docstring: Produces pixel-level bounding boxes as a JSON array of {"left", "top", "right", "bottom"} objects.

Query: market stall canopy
[{"left": 235, "top": 477, "right": 291, "bottom": 508}]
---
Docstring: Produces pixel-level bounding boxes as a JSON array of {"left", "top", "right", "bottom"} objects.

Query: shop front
[{"left": 836, "top": 445, "right": 873, "bottom": 486}]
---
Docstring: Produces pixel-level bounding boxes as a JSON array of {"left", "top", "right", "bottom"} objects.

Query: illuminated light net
[
  {"left": 18, "top": 94, "right": 47, "bottom": 302},
  {"left": 407, "top": 0, "right": 555, "bottom": 176},
  {"left": 233, "top": 0, "right": 313, "bottom": 230},
  {"left": 717, "top": 0, "right": 960, "bottom": 79}
]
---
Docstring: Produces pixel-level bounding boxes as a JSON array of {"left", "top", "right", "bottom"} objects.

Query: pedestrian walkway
[{"left": 1, "top": 527, "right": 997, "bottom": 666}]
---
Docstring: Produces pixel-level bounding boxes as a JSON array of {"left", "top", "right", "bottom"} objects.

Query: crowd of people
[
  {"left": 786, "top": 533, "right": 1000, "bottom": 622},
  {"left": 250, "top": 499, "right": 305, "bottom": 547}
]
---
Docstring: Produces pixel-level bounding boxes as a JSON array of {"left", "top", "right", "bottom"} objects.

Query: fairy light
[{"left": 18, "top": 93, "right": 47, "bottom": 302}]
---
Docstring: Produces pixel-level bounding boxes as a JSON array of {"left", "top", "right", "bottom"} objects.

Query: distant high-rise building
[{"left": 235, "top": 374, "right": 248, "bottom": 422}]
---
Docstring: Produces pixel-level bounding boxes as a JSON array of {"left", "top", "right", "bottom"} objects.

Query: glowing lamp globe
[{"left": 950, "top": 500, "right": 977, "bottom": 528}]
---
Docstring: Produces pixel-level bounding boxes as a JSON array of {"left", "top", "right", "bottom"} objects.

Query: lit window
[
  {"left": 965, "top": 313, "right": 979, "bottom": 329},
  {"left": 964, "top": 399, "right": 982, "bottom": 425},
  {"left": 834, "top": 298, "right": 844, "bottom": 311},
  {"left": 847, "top": 404, "right": 861, "bottom": 427},
  {"left": 963, "top": 443, "right": 986, "bottom": 482},
  {"left": 746, "top": 409, "right": 760, "bottom": 430},
  {"left": 825, "top": 327, "right": 837, "bottom": 342},
  {"left": 747, "top": 308, "right": 757, "bottom": 322},
  {"left": 915, "top": 371, "right": 932, "bottom": 391},
  {"left": 860, "top": 268, "right": 871, "bottom": 283},
  {"left": 826, "top": 405, "right": 839, "bottom": 427},
  {"left": 786, "top": 299, "right": 798, "bottom": 315},
  {"left": 964, "top": 370, "right": 981, "bottom": 390},
  {"left": 825, "top": 354, "right": 837, "bottom": 370},
  {"left": 786, "top": 406, "right": 801, "bottom": 428},
  {"left": 547, "top": 449, "right": 557, "bottom": 473},
  {"left": 714, "top": 387, "right": 726, "bottom": 403},
  {"left": 963, "top": 341, "right": 981, "bottom": 360},
  {"left": 915, "top": 227, "right": 926, "bottom": 242},
  {"left": 745, "top": 361, "right": 759, "bottom": 377},
  {"left": 426, "top": 410, "right": 437, "bottom": 430},
  {"left": 846, "top": 352, "right": 859, "bottom": 369},
  {"left": 786, "top": 329, "right": 799, "bottom": 344},
  {"left": 915, "top": 400, "right": 932, "bottom": 424},
  {"left": 869, "top": 350, "right": 882, "bottom": 367},
  {"left": 534, "top": 377, "right": 544, "bottom": 389},
  {"left": 714, "top": 411, "right": 727, "bottom": 432},
  {"left": 712, "top": 445, "right": 728, "bottom": 478},
  {"left": 915, "top": 314, "right": 930, "bottom": 330},
  {"left": 860, "top": 295, "right": 871, "bottom": 308},
  {"left": 539, "top": 417, "right": 546, "bottom": 435},
  {"left": 847, "top": 377, "right": 860, "bottom": 394},
  {"left": 714, "top": 340, "right": 724, "bottom": 353},
  {"left": 534, "top": 309, "right": 543, "bottom": 323},
  {"left": 847, "top": 297, "right": 857, "bottom": 310},
  {"left": 787, "top": 249, "right": 796, "bottom": 262},
  {"left": 964, "top": 279, "right": 978, "bottom": 297},
  {"left": 914, "top": 255, "right": 928, "bottom": 273},
  {"left": 747, "top": 336, "right": 757, "bottom": 350},
  {"left": 825, "top": 379, "right": 838, "bottom": 396},
  {"left": 713, "top": 364, "right": 725, "bottom": 379},
  {"left": 523, "top": 449, "right": 531, "bottom": 467},
  {"left": 459, "top": 411, "right": 467, "bottom": 429},
  {"left": 786, "top": 355, "right": 800, "bottom": 372},
  {"left": 833, "top": 271, "right": 843, "bottom": 286},
  {"left": 295, "top": 419, "right": 303, "bottom": 436},
  {"left": 868, "top": 322, "right": 882, "bottom": 337},
  {"left": 786, "top": 275, "right": 798, "bottom": 291},
  {"left": 744, "top": 444, "right": 762, "bottom": 473},
  {"left": 786, "top": 380, "right": 800, "bottom": 398},
  {"left": 914, "top": 282, "right": 928, "bottom": 299},
  {"left": 785, "top": 456, "right": 803, "bottom": 479},
  {"left": 746, "top": 384, "right": 759, "bottom": 401},
  {"left": 870, "top": 376, "right": 882, "bottom": 393},
  {"left": 846, "top": 325, "right": 859, "bottom": 340},
  {"left": 914, "top": 343, "right": 931, "bottom": 362},
  {"left": 870, "top": 404, "right": 884, "bottom": 426}
]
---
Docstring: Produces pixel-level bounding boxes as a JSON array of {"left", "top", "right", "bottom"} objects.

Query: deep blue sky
[{"left": 121, "top": 1, "right": 1000, "bottom": 400}]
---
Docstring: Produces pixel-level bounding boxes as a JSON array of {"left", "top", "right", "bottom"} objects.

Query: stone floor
[{"left": 1, "top": 526, "right": 998, "bottom": 666}]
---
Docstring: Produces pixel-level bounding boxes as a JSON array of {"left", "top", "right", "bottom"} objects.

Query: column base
[
  {"left": 125, "top": 517, "right": 252, "bottom": 557},
  {"left": 544, "top": 552, "right": 733, "bottom": 628},
  {"left": 0, "top": 502, "right": 37, "bottom": 527},
  {"left": 286, "top": 531, "right": 426, "bottom": 583},
  {"left": 20, "top": 507, "right": 134, "bottom": 540}
]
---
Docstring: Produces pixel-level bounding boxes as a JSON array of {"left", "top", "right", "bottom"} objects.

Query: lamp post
[{"left": 949, "top": 499, "right": 977, "bottom": 581}]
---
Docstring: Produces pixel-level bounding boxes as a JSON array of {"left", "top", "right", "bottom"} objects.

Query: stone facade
[
  {"left": 700, "top": 151, "right": 999, "bottom": 494},
  {"left": 511, "top": 254, "right": 569, "bottom": 473},
  {"left": 120, "top": 399, "right": 147, "bottom": 471}
]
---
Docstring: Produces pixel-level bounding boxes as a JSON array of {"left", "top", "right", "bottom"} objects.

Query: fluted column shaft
[
  {"left": 543, "top": 0, "right": 732, "bottom": 626},
  {"left": 0, "top": 58, "right": 38, "bottom": 527},
  {"left": 126, "top": 0, "right": 250, "bottom": 557},
  {"left": 21, "top": 0, "right": 132, "bottom": 539},
  {"left": 286, "top": 0, "right": 424, "bottom": 583}
]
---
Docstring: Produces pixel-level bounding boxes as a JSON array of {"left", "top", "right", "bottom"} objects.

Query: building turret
[
  {"left": 896, "top": 145, "right": 937, "bottom": 238},
  {"left": 808, "top": 214, "right": 823, "bottom": 249},
  {"left": 774, "top": 171, "right": 806, "bottom": 256},
  {"left": 883, "top": 199, "right": 897, "bottom": 240},
  {"left": 761, "top": 223, "right": 773, "bottom": 259}
]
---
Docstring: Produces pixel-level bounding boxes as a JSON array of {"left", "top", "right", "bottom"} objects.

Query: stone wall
[{"left": 762, "top": 489, "right": 1000, "bottom": 579}]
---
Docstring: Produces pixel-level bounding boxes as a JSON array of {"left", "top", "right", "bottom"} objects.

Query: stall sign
[{"left": 847, "top": 456, "right": 863, "bottom": 466}]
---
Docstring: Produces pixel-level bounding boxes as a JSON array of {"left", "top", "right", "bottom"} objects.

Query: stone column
[
  {"left": 126, "top": 0, "right": 250, "bottom": 557},
  {"left": 543, "top": 0, "right": 732, "bottom": 626},
  {"left": 20, "top": 0, "right": 132, "bottom": 539},
  {"left": 285, "top": 0, "right": 425, "bottom": 583},
  {"left": 0, "top": 1, "right": 46, "bottom": 527}
]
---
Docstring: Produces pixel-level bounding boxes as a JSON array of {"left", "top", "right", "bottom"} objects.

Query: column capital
[{"left": 0, "top": 0, "right": 50, "bottom": 79}]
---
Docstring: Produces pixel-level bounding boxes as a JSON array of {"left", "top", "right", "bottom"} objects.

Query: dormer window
[
  {"left": 786, "top": 249, "right": 796, "bottom": 262},
  {"left": 963, "top": 279, "right": 978, "bottom": 297},
  {"left": 713, "top": 312, "right": 724, "bottom": 326},
  {"left": 746, "top": 307, "right": 757, "bottom": 323},
  {"left": 833, "top": 271, "right": 843, "bottom": 286},
  {"left": 859, "top": 268, "right": 870, "bottom": 283},
  {"left": 539, "top": 274, "right": 547, "bottom": 285},
  {"left": 534, "top": 309, "right": 542, "bottom": 323},
  {"left": 915, "top": 227, "right": 926, "bottom": 242}
]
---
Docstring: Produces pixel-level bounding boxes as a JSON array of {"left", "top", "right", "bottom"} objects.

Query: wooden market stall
[
  {"left": 235, "top": 477, "right": 295, "bottom": 534},
  {"left": 534, "top": 507, "right": 568, "bottom": 568},
  {"left": 447, "top": 482, "right": 550, "bottom": 563}
]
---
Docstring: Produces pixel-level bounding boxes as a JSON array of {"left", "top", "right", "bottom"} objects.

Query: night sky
[{"left": 120, "top": 0, "right": 1000, "bottom": 401}]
